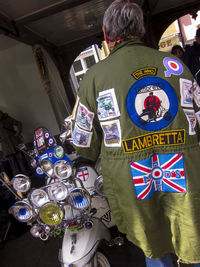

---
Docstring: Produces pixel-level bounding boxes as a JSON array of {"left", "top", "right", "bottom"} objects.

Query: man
[
  {"left": 183, "top": 28, "right": 200, "bottom": 85},
  {"left": 72, "top": 1, "right": 200, "bottom": 266}
]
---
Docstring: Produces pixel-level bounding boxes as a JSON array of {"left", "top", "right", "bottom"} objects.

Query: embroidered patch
[
  {"left": 77, "top": 167, "right": 89, "bottom": 181},
  {"left": 126, "top": 76, "right": 178, "bottom": 131},
  {"left": 163, "top": 57, "right": 183, "bottom": 77},
  {"left": 180, "top": 78, "right": 193, "bottom": 108},
  {"left": 131, "top": 67, "right": 157, "bottom": 80},
  {"left": 183, "top": 109, "right": 197, "bottom": 135},
  {"left": 72, "top": 124, "right": 93, "bottom": 147},
  {"left": 193, "top": 80, "right": 200, "bottom": 107},
  {"left": 100, "top": 119, "right": 121, "bottom": 147},
  {"left": 97, "top": 88, "right": 120, "bottom": 121},
  {"left": 196, "top": 110, "right": 200, "bottom": 125},
  {"left": 130, "top": 153, "right": 186, "bottom": 200},
  {"left": 122, "top": 129, "right": 185, "bottom": 153},
  {"left": 76, "top": 102, "right": 94, "bottom": 131},
  {"left": 72, "top": 96, "right": 79, "bottom": 120}
]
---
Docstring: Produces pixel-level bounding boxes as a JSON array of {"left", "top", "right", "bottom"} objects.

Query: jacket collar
[{"left": 109, "top": 38, "right": 144, "bottom": 55}]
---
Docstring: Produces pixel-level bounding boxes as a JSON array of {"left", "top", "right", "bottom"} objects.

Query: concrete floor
[
  {"left": 0, "top": 174, "right": 195, "bottom": 267},
  {"left": 0, "top": 228, "right": 146, "bottom": 267}
]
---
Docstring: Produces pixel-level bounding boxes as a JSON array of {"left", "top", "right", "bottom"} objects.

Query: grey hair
[{"left": 103, "top": 0, "right": 145, "bottom": 42}]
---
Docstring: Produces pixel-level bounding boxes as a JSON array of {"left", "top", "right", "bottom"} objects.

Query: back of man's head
[{"left": 103, "top": 0, "right": 145, "bottom": 42}]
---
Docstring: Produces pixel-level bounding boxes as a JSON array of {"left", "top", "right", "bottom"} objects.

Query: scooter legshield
[{"left": 60, "top": 218, "right": 110, "bottom": 267}]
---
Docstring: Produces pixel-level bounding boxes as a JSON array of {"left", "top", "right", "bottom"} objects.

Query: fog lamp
[{"left": 39, "top": 202, "right": 64, "bottom": 226}]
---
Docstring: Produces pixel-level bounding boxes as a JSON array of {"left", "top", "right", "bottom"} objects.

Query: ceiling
[
  {"left": 0, "top": 0, "right": 199, "bottom": 115},
  {"left": 0, "top": 0, "right": 199, "bottom": 50}
]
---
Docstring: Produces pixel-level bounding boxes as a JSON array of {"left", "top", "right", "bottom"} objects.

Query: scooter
[{"left": 4, "top": 119, "right": 122, "bottom": 267}]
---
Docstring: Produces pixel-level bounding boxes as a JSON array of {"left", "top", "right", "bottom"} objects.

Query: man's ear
[{"left": 102, "top": 26, "right": 110, "bottom": 44}]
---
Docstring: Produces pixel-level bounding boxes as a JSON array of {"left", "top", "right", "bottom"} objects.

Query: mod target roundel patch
[{"left": 126, "top": 76, "right": 178, "bottom": 131}]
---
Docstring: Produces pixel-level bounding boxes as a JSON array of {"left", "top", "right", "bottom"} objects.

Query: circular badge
[
  {"left": 36, "top": 166, "right": 44, "bottom": 175},
  {"left": 44, "top": 132, "right": 50, "bottom": 139},
  {"left": 48, "top": 138, "right": 54, "bottom": 145},
  {"left": 126, "top": 76, "right": 178, "bottom": 131}
]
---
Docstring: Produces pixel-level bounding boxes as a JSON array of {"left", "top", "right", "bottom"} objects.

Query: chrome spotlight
[
  {"left": 9, "top": 201, "right": 34, "bottom": 222},
  {"left": 67, "top": 188, "right": 91, "bottom": 211},
  {"left": 54, "top": 160, "right": 72, "bottom": 179},
  {"left": 11, "top": 174, "right": 31, "bottom": 193},
  {"left": 30, "top": 188, "right": 49, "bottom": 208},
  {"left": 47, "top": 183, "right": 68, "bottom": 202},
  {"left": 40, "top": 160, "right": 54, "bottom": 177}
]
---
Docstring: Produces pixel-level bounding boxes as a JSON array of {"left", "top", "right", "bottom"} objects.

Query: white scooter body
[
  {"left": 60, "top": 218, "right": 110, "bottom": 267},
  {"left": 60, "top": 165, "right": 115, "bottom": 267}
]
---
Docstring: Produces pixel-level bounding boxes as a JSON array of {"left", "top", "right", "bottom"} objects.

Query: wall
[
  {"left": 179, "top": 11, "right": 200, "bottom": 44},
  {"left": 159, "top": 20, "right": 181, "bottom": 52},
  {"left": 0, "top": 35, "right": 60, "bottom": 143}
]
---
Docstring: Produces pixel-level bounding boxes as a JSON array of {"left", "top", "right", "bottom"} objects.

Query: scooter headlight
[
  {"left": 39, "top": 202, "right": 64, "bottom": 226},
  {"left": 30, "top": 189, "right": 49, "bottom": 208},
  {"left": 54, "top": 146, "right": 64, "bottom": 159},
  {"left": 48, "top": 183, "right": 68, "bottom": 202},
  {"left": 11, "top": 174, "right": 31, "bottom": 193},
  {"left": 67, "top": 188, "right": 91, "bottom": 211},
  {"left": 9, "top": 201, "right": 34, "bottom": 222},
  {"left": 54, "top": 160, "right": 72, "bottom": 179},
  {"left": 40, "top": 160, "right": 54, "bottom": 177}
]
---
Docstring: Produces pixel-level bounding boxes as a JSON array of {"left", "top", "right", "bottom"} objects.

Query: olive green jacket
[{"left": 72, "top": 39, "right": 200, "bottom": 263}]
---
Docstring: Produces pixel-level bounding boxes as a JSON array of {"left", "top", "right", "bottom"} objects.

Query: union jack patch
[{"left": 130, "top": 153, "right": 186, "bottom": 200}]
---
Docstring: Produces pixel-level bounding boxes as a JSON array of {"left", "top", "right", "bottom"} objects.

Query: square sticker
[
  {"left": 76, "top": 103, "right": 94, "bottom": 131},
  {"left": 97, "top": 88, "right": 120, "bottom": 121},
  {"left": 72, "top": 123, "right": 93, "bottom": 147},
  {"left": 183, "top": 109, "right": 197, "bottom": 135},
  {"left": 100, "top": 119, "right": 121, "bottom": 147},
  {"left": 180, "top": 78, "right": 193, "bottom": 108}
]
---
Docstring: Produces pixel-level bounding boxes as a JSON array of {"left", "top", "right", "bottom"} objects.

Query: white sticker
[
  {"left": 195, "top": 110, "right": 200, "bottom": 125},
  {"left": 100, "top": 119, "right": 121, "bottom": 147},
  {"left": 183, "top": 109, "right": 197, "bottom": 135},
  {"left": 72, "top": 123, "right": 93, "bottom": 147},
  {"left": 193, "top": 80, "right": 200, "bottom": 107},
  {"left": 76, "top": 102, "right": 94, "bottom": 131},
  {"left": 180, "top": 78, "right": 193, "bottom": 108},
  {"left": 77, "top": 167, "right": 89, "bottom": 181},
  {"left": 97, "top": 88, "right": 120, "bottom": 121},
  {"left": 72, "top": 96, "right": 79, "bottom": 120}
]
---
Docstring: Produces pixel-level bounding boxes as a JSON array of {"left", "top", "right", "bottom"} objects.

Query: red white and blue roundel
[
  {"left": 163, "top": 57, "right": 183, "bottom": 77},
  {"left": 48, "top": 138, "right": 54, "bottom": 145},
  {"left": 44, "top": 132, "right": 50, "bottom": 139},
  {"left": 126, "top": 76, "right": 178, "bottom": 131},
  {"left": 130, "top": 153, "right": 186, "bottom": 200}
]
